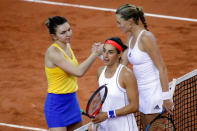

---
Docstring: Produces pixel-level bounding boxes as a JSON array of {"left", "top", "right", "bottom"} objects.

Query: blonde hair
[{"left": 116, "top": 4, "right": 149, "bottom": 31}]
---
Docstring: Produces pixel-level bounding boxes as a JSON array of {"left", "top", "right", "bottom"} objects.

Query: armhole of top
[
  {"left": 68, "top": 46, "right": 75, "bottom": 59},
  {"left": 135, "top": 30, "right": 145, "bottom": 50},
  {"left": 116, "top": 65, "right": 127, "bottom": 93},
  {"left": 98, "top": 66, "right": 107, "bottom": 82},
  {"left": 52, "top": 43, "right": 70, "bottom": 60}
]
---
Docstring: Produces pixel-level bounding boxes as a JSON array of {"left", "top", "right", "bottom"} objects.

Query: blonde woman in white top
[{"left": 115, "top": 4, "right": 174, "bottom": 130}]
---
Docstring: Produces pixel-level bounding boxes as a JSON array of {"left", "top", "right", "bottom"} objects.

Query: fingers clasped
[
  {"left": 92, "top": 112, "right": 108, "bottom": 124},
  {"left": 92, "top": 42, "right": 104, "bottom": 56}
]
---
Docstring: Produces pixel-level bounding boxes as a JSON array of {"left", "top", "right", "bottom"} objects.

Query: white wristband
[
  {"left": 162, "top": 91, "right": 171, "bottom": 100},
  {"left": 98, "top": 55, "right": 104, "bottom": 61}
]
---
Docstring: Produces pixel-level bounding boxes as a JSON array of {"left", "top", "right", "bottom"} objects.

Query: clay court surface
[{"left": 0, "top": 0, "right": 197, "bottom": 130}]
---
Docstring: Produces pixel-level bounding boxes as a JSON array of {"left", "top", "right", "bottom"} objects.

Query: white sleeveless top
[
  {"left": 98, "top": 64, "right": 138, "bottom": 131},
  {"left": 127, "top": 30, "right": 163, "bottom": 114}
]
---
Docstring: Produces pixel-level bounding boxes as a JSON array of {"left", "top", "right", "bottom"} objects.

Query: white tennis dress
[
  {"left": 98, "top": 64, "right": 138, "bottom": 131},
  {"left": 127, "top": 30, "right": 163, "bottom": 114}
]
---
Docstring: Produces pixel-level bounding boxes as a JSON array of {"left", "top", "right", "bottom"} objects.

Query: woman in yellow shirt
[{"left": 44, "top": 16, "right": 102, "bottom": 131}]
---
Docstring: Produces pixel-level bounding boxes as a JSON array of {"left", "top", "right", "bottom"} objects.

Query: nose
[
  {"left": 67, "top": 30, "right": 72, "bottom": 36},
  {"left": 103, "top": 51, "right": 108, "bottom": 58}
]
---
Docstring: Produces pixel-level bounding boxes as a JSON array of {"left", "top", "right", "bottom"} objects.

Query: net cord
[{"left": 169, "top": 69, "right": 197, "bottom": 86}]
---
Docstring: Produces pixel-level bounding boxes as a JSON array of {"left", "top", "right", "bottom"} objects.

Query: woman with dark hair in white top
[{"left": 92, "top": 37, "right": 139, "bottom": 131}]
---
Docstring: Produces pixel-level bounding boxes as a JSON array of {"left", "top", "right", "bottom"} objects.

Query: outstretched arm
[{"left": 47, "top": 43, "right": 103, "bottom": 77}]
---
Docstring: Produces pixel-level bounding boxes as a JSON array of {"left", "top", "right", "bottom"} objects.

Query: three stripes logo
[
  {"left": 154, "top": 105, "right": 160, "bottom": 110},
  {"left": 128, "top": 52, "right": 131, "bottom": 57}
]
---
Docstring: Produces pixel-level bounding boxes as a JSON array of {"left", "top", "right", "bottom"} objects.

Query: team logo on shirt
[{"left": 154, "top": 105, "right": 160, "bottom": 110}]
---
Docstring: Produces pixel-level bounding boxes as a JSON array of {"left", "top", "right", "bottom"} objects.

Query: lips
[
  {"left": 66, "top": 37, "right": 71, "bottom": 42},
  {"left": 104, "top": 59, "right": 109, "bottom": 64},
  {"left": 66, "top": 37, "right": 71, "bottom": 40}
]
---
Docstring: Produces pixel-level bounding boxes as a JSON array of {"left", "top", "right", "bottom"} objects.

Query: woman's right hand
[
  {"left": 92, "top": 112, "right": 108, "bottom": 124},
  {"left": 92, "top": 42, "right": 103, "bottom": 56}
]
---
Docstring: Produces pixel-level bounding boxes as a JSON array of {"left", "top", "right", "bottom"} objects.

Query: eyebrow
[
  {"left": 60, "top": 28, "right": 70, "bottom": 33},
  {"left": 65, "top": 28, "right": 70, "bottom": 32}
]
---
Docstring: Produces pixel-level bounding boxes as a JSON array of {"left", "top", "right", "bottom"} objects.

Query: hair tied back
[
  {"left": 136, "top": 7, "right": 142, "bottom": 14},
  {"left": 45, "top": 18, "right": 51, "bottom": 28}
]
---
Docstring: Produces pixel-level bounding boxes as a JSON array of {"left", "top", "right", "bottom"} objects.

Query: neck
[
  {"left": 55, "top": 41, "right": 67, "bottom": 49},
  {"left": 130, "top": 25, "right": 143, "bottom": 38},
  {"left": 106, "top": 63, "right": 119, "bottom": 74}
]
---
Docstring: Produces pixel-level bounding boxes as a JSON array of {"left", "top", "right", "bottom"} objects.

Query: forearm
[
  {"left": 77, "top": 53, "right": 98, "bottom": 77},
  {"left": 159, "top": 66, "right": 174, "bottom": 114},
  {"left": 115, "top": 103, "right": 139, "bottom": 117},
  {"left": 159, "top": 66, "right": 169, "bottom": 92},
  {"left": 93, "top": 104, "right": 138, "bottom": 124}
]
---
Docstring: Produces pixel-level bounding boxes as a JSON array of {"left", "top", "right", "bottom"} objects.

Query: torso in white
[
  {"left": 98, "top": 64, "right": 138, "bottom": 131},
  {"left": 127, "top": 30, "right": 163, "bottom": 114}
]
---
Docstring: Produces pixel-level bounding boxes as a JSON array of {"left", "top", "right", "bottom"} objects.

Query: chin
[
  {"left": 104, "top": 62, "right": 110, "bottom": 66},
  {"left": 65, "top": 40, "right": 70, "bottom": 44},
  {"left": 104, "top": 63, "right": 108, "bottom": 66},
  {"left": 65, "top": 38, "right": 71, "bottom": 43}
]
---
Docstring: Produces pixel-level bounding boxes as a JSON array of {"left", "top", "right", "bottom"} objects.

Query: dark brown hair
[{"left": 45, "top": 16, "right": 68, "bottom": 34}]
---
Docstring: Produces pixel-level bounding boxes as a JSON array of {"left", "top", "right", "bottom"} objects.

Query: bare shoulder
[
  {"left": 140, "top": 30, "right": 158, "bottom": 51},
  {"left": 141, "top": 31, "right": 156, "bottom": 43},
  {"left": 45, "top": 45, "right": 61, "bottom": 67},
  {"left": 119, "top": 65, "right": 136, "bottom": 88},
  {"left": 47, "top": 45, "right": 61, "bottom": 59},
  {"left": 120, "top": 66, "right": 135, "bottom": 79}
]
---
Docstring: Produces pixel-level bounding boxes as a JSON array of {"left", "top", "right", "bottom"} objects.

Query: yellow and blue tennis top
[{"left": 45, "top": 43, "right": 79, "bottom": 94}]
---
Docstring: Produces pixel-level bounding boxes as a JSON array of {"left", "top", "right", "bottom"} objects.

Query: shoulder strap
[
  {"left": 128, "top": 36, "right": 133, "bottom": 49},
  {"left": 67, "top": 43, "right": 76, "bottom": 60},
  {"left": 135, "top": 30, "right": 145, "bottom": 47},
  {"left": 114, "top": 64, "right": 123, "bottom": 79},
  {"left": 99, "top": 66, "right": 107, "bottom": 79},
  {"left": 52, "top": 43, "right": 70, "bottom": 60},
  {"left": 115, "top": 64, "right": 127, "bottom": 92}
]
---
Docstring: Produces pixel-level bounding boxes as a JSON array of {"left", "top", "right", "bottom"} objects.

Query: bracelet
[
  {"left": 107, "top": 110, "right": 116, "bottom": 118},
  {"left": 162, "top": 91, "right": 171, "bottom": 100}
]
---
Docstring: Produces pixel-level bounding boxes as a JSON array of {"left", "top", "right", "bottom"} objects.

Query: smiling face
[
  {"left": 53, "top": 22, "right": 72, "bottom": 44},
  {"left": 103, "top": 44, "right": 120, "bottom": 66}
]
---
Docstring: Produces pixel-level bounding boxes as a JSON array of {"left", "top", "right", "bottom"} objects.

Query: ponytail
[{"left": 136, "top": 7, "right": 149, "bottom": 31}]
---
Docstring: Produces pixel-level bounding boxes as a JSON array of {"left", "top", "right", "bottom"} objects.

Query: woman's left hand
[
  {"left": 163, "top": 99, "right": 174, "bottom": 114},
  {"left": 92, "top": 112, "right": 108, "bottom": 124}
]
